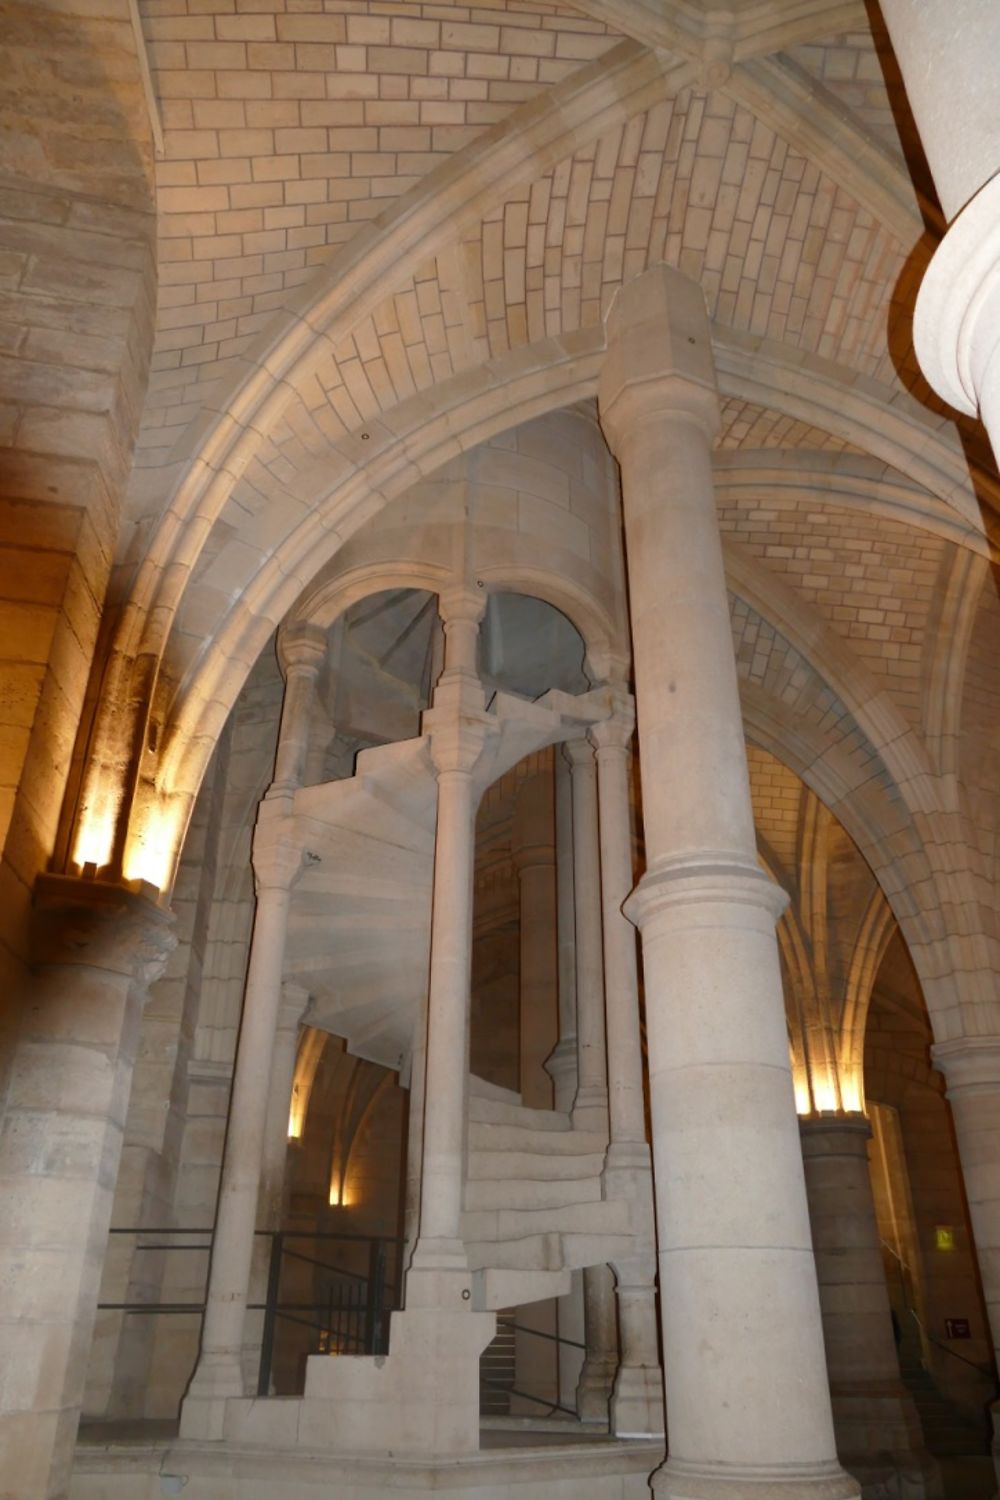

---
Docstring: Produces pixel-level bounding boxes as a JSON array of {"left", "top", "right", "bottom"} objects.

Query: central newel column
[
  {"left": 180, "top": 626, "right": 324, "bottom": 1438},
  {"left": 591, "top": 699, "right": 664, "bottom": 1440},
  {"left": 599, "top": 264, "right": 859, "bottom": 1499},
  {"left": 297, "top": 587, "right": 494, "bottom": 1456}
]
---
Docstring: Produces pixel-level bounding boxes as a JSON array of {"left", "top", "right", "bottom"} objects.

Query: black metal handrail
[
  {"left": 98, "top": 1227, "right": 405, "bottom": 1397},
  {"left": 480, "top": 1320, "right": 586, "bottom": 1419}
]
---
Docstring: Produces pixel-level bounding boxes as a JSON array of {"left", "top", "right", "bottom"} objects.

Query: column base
[
  {"left": 830, "top": 1386, "right": 940, "bottom": 1499},
  {"left": 611, "top": 1362, "right": 665, "bottom": 1438},
  {"left": 573, "top": 1084, "right": 610, "bottom": 1135},
  {"left": 577, "top": 1353, "right": 617, "bottom": 1423},
  {"left": 604, "top": 1139, "right": 652, "bottom": 1176},
  {"left": 652, "top": 1456, "right": 861, "bottom": 1499},
  {"left": 179, "top": 1353, "right": 246, "bottom": 1440},
  {"left": 545, "top": 1036, "right": 579, "bottom": 1114}
]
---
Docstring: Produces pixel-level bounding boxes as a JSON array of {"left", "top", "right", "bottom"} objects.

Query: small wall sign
[
  {"left": 935, "top": 1225, "right": 956, "bottom": 1251},
  {"left": 945, "top": 1318, "right": 971, "bottom": 1339}
]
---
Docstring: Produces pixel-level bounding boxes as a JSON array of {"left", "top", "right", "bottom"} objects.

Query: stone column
[
  {"left": 513, "top": 771, "right": 558, "bottom": 1110},
  {"left": 407, "top": 587, "right": 493, "bottom": 1293},
  {"left": 242, "top": 981, "right": 309, "bottom": 1389},
  {"left": 546, "top": 749, "right": 578, "bottom": 1112},
  {"left": 179, "top": 813, "right": 306, "bottom": 1436},
  {"left": 600, "top": 264, "right": 858, "bottom": 1499},
  {"left": 591, "top": 701, "right": 664, "bottom": 1439},
  {"left": 562, "top": 738, "right": 608, "bottom": 1132},
  {"left": 0, "top": 878, "right": 173, "bottom": 1500},
  {"left": 591, "top": 700, "right": 647, "bottom": 1169},
  {"left": 260, "top": 982, "right": 309, "bottom": 1228},
  {"left": 271, "top": 623, "right": 327, "bottom": 796},
  {"left": 801, "top": 1115, "right": 938, "bottom": 1496},
  {"left": 576, "top": 1262, "right": 618, "bottom": 1423},
  {"left": 878, "top": 1, "right": 1000, "bottom": 463},
  {"left": 181, "top": 628, "right": 322, "bottom": 1437},
  {"left": 932, "top": 1036, "right": 1000, "bottom": 1472}
]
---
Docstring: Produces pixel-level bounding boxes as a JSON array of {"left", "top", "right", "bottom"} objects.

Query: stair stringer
[
  {"left": 281, "top": 688, "right": 612, "bottom": 1070},
  {"left": 463, "top": 1093, "right": 653, "bottom": 1313}
]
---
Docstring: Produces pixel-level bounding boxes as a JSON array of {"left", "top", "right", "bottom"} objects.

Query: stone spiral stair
[
  {"left": 282, "top": 686, "right": 608, "bottom": 1073},
  {"left": 464, "top": 1077, "right": 636, "bottom": 1312},
  {"left": 276, "top": 653, "right": 645, "bottom": 1312}
]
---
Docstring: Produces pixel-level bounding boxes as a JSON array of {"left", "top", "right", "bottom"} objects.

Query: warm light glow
[
  {"left": 809, "top": 1068, "right": 841, "bottom": 1115},
  {"left": 122, "top": 800, "right": 183, "bottom": 891},
  {"left": 73, "top": 806, "right": 117, "bottom": 872},
  {"left": 839, "top": 1073, "right": 864, "bottom": 1115},
  {"left": 328, "top": 1184, "right": 340, "bottom": 1207},
  {"left": 287, "top": 1085, "right": 304, "bottom": 1141},
  {"left": 793, "top": 1071, "right": 812, "bottom": 1116},
  {"left": 791, "top": 1045, "right": 865, "bottom": 1119}
]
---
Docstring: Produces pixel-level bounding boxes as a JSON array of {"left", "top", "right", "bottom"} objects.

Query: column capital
[
  {"left": 589, "top": 697, "right": 635, "bottom": 757},
  {"left": 277, "top": 620, "right": 327, "bottom": 678},
  {"left": 799, "top": 1112, "right": 871, "bottom": 1159},
  {"left": 599, "top": 263, "right": 721, "bottom": 456},
  {"left": 438, "top": 584, "right": 488, "bottom": 628},
  {"left": 562, "top": 735, "right": 596, "bottom": 772},
  {"left": 932, "top": 1035, "right": 1000, "bottom": 1096},
  {"left": 251, "top": 804, "right": 311, "bottom": 893},
  {"left": 31, "top": 873, "right": 176, "bottom": 992},
  {"left": 625, "top": 854, "right": 788, "bottom": 931},
  {"left": 425, "top": 707, "right": 495, "bottom": 777}
]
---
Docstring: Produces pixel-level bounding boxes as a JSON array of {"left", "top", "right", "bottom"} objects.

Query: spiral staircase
[{"left": 276, "top": 588, "right": 649, "bottom": 1314}]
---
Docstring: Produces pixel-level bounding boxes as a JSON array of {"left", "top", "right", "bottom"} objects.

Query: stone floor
[{"left": 75, "top": 1421, "right": 997, "bottom": 1498}]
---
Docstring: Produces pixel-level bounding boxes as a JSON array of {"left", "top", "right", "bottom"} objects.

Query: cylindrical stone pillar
[
  {"left": 242, "top": 982, "right": 309, "bottom": 1389},
  {"left": 591, "top": 701, "right": 664, "bottom": 1438},
  {"left": 600, "top": 263, "right": 858, "bottom": 1499},
  {"left": 577, "top": 1262, "right": 619, "bottom": 1423},
  {"left": 878, "top": 3, "right": 1000, "bottom": 463},
  {"left": 546, "top": 750, "right": 578, "bottom": 1112},
  {"left": 932, "top": 1036, "right": 1000, "bottom": 1471},
  {"left": 270, "top": 624, "right": 327, "bottom": 797},
  {"left": 591, "top": 702, "right": 647, "bottom": 1169},
  {"left": 613, "top": 1262, "right": 665, "bottom": 1439},
  {"left": 878, "top": 0, "right": 1000, "bottom": 225},
  {"left": 513, "top": 771, "right": 557, "bottom": 1110},
  {"left": 563, "top": 738, "right": 608, "bottom": 1132},
  {"left": 181, "top": 630, "right": 322, "bottom": 1436},
  {"left": 801, "top": 1114, "right": 937, "bottom": 1495},
  {"left": 407, "top": 589, "right": 491, "bottom": 1295},
  {"left": 180, "top": 816, "right": 305, "bottom": 1436}
]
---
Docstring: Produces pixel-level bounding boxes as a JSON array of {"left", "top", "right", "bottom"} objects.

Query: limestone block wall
[
  {"left": 83, "top": 736, "right": 230, "bottom": 1419},
  {"left": 0, "top": 1, "right": 157, "bottom": 1011},
  {"left": 304, "top": 405, "right": 627, "bottom": 665}
]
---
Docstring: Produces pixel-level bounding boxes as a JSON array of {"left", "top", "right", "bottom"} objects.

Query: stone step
[
  {"left": 465, "top": 1228, "right": 636, "bottom": 1275},
  {"left": 468, "top": 1121, "right": 608, "bottom": 1156},
  {"left": 472, "top": 1267, "right": 573, "bottom": 1312},
  {"left": 468, "top": 1094, "right": 572, "bottom": 1133},
  {"left": 467, "top": 1149, "right": 606, "bottom": 1182},
  {"left": 461, "top": 1196, "right": 632, "bottom": 1245},
  {"left": 466, "top": 1232, "right": 566, "bottom": 1274},
  {"left": 469, "top": 1074, "right": 521, "bottom": 1105},
  {"left": 464, "top": 1174, "right": 604, "bottom": 1213}
]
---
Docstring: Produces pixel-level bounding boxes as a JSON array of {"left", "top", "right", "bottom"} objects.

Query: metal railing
[
  {"left": 99, "top": 1227, "right": 404, "bottom": 1396},
  {"left": 879, "top": 1237, "right": 997, "bottom": 1383},
  {"left": 479, "top": 1317, "right": 586, "bottom": 1419}
]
